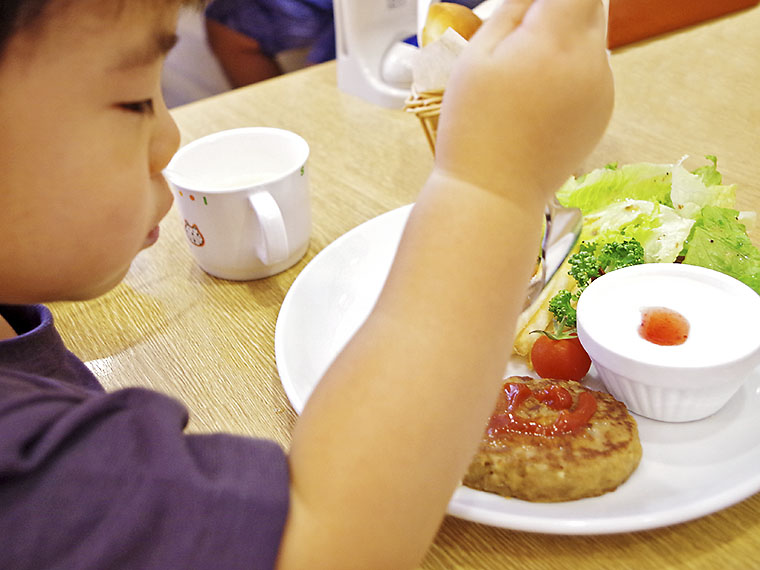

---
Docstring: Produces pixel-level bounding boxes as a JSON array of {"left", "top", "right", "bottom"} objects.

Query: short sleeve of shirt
[{"left": 0, "top": 306, "right": 290, "bottom": 570}]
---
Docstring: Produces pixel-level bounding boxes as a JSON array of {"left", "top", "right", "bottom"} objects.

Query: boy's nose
[{"left": 150, "top": 95, "right": 181, "bottom": 174}]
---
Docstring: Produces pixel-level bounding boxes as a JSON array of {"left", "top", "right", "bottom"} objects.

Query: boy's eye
[{"left": 119, "top": 99, "right": 155, "bottom": 114}]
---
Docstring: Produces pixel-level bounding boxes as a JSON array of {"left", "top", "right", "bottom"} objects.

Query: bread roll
[{"left": 421, "top": 2, "right": 483, "bottom": 46}]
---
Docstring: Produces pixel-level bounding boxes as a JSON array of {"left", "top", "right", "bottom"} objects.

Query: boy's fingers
[
  {"left": 470, "top": 0, "right": 607, "bottom": 53},
  {"left": 467, "top": 0, "right": 535, "bottom": 52},
  {"left": 526, "top": 0, "right": 607, "bottom": 42}
]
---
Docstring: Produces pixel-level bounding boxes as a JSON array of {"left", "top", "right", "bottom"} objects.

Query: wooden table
[{"left": 52, "top": 5, "right": 760, "bottom": 569}]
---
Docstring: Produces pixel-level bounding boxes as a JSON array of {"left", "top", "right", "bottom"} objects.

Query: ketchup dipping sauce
[
  {"left": 576, "top": 263, "right": 760, "bottom": 422},
  {"left": 639, "top": 306, "right": 689, "bottom": 346}
]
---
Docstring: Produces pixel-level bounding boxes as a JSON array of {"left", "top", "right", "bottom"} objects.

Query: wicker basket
[{"left": 404, "top": 88, "right": 444, "bottom": 153}]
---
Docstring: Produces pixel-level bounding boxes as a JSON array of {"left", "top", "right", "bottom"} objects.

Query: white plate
[{"left": 275, "top": 205, "right": 760, "bottom": 535}]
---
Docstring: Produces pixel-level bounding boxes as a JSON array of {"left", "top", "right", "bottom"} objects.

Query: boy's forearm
[
  {"left": 278, "top": 0, "right": 612, "bottom": 566},
  {"left": 280, "top": 171, "right": 546, "bottom": 569}
]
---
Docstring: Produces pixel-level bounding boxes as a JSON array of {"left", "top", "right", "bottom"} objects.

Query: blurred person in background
[{"left": 205, "top": 0, "right": 485, "bottom": 87}]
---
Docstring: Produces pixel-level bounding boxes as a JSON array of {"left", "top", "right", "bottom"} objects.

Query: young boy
[{"left": 0, "top": 0, "right": 612, "bottom": 568}]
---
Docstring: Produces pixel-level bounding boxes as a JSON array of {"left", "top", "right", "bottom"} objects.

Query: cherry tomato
[{"left": 530, "top": 335, "right": 591, "bottom": 382}]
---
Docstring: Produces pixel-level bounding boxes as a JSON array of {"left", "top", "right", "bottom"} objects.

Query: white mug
[{"left": 164, "top": 127, "right": 311, "bottom": 280}]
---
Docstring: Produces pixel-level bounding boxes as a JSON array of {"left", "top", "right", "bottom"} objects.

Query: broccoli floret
[
  {"left": 597, "top": 238, "right": 645, "bottom": 274},
  {"left": 544, "top": 237, "right": 646, "bottom": 336},
  {"left": 568, "top": 242, "right": 600, "bottom": 290},
  {"left": 548, "top": 289, "right": 577, "bottom": 329},
  {"left": 569, "top": 237, "right": 645, "bottom": 292}
]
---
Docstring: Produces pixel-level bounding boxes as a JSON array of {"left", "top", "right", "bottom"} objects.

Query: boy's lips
[
  {"left": 143, "top": 199, "right": 172, "bottom": 249},
  {"left": 143, "top": 225, "right": 161, "bottom": 248}
]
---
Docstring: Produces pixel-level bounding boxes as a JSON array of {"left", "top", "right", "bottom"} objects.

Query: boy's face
[{"left": 0, "top": 0, "right": 183, "bottom": 303}]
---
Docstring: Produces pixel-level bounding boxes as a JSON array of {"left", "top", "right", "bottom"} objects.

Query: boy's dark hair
[
  {"left": 0, "top": 0, "right": 207, "bottom": 59},
  {"left": 0, "top": 0, "right": 49, "bottom": 56}
]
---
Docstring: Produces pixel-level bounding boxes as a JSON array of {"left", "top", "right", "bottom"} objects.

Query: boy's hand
[{"left": 435, "top": 0, "right": 613, "bottom": 202}]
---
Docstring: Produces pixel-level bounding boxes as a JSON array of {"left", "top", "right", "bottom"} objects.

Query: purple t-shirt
[{"left": 0, "top": 305, "right": 289, "bottom": 569}]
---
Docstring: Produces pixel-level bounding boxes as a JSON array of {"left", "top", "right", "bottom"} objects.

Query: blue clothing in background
[
  {"left": 206, "top": 0, "right": 337, "bottom": 64},
  {"left": 205, "top": 0, "right": 486, "bottom": 64}
]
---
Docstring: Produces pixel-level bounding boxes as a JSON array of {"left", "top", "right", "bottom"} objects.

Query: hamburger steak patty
[{"left": 463, "top": 376, "right": 642, "bottom": 502}]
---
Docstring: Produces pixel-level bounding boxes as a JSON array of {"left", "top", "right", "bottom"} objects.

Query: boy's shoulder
[{"left": 0, "top": 306, "right": 290, "bottom": 568}]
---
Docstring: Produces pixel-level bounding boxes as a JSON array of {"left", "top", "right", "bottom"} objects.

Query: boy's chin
[
  {"left": 56, "top": 265, "right": 133, "bottom": 303},
  {"left": 1, "top": 261, "right": 134, "bottom": 305}
]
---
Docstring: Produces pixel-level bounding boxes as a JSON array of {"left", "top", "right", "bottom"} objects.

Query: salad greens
[
  {"left": 538, "top": 156, "right": 760, "bottom": 341},
  {"left": 555, "top": 156, "right": 760, "bottom": 295},
  {"left": 555, "top": 161, "right": 674, "bottom": 211},
  {"left": 682, "top": 206, "right": 760, "bottom": 294}
]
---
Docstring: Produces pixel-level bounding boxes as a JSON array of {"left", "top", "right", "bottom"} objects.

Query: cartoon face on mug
[{"left": 184, "top": 220, "right": 205, "bottom": 247}]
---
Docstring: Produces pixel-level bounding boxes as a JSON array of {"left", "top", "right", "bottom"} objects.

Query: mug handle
[{"left": 248, "top": 191, "right": 289, "bottom": 265}]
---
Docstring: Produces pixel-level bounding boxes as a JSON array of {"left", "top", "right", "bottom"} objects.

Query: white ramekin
[{"left": 576, "top": 263, "right": 760, "bottom": 422}]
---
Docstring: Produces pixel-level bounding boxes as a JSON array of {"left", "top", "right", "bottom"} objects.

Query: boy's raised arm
[{"left": 278, "top": 1, "right": 613, "bottom": 568}]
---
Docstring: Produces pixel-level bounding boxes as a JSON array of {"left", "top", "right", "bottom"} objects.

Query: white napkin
[{"left": 411, "top": 28, "right": 468, "bottom": 93}]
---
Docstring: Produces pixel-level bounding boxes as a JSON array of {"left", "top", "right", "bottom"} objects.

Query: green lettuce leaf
[
  {"left": 692, "top": 155, "right": 722, "bottom": 186},
  {"left": 581, "top": 200, "right": 694, "bottom": 263},
  {"left": 556, "top": 162, "right": 673, "bottom": 213},
  {"left": 671, "top": 162, "right": 736, "bottom": 219},
  {"left": 682, "top": 205, "right": 760, "bottom": 294}
]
